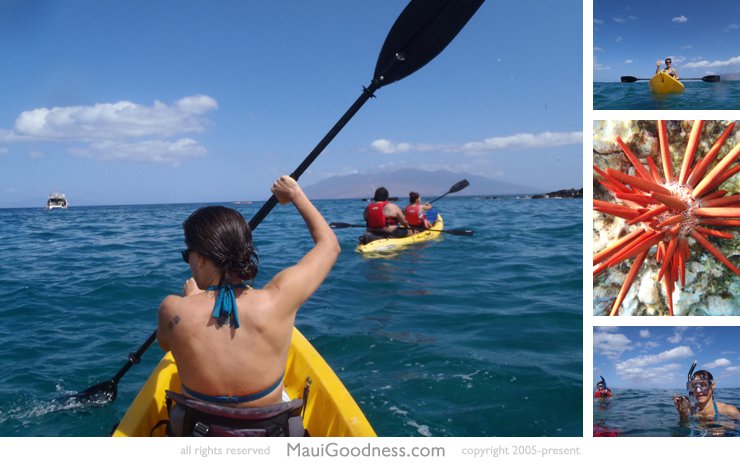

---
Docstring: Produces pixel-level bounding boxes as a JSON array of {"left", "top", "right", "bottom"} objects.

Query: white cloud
[
  {"left": 69, "top": 138, "right": 206, "bottom": 166},
  {"left": 14, "top": 95, "right": 217, "bottom": 140},
  {"left": 681, "top": 44, "right": 693, "bottom": 50},
  {"left": 30, "top": 150, "right": 46, "bottom": 159},
  {"left": 370, "top": 131, "right": 582, "bottom": 156},
  {"left": 624, "top": 59, "right": 634, "bottom": 64},
  {"left": 0, "top": 147, "right": 8, "bottom": 156},
  {"left": 724, "top": 24, "right": 738, "bottom": 32},
  {"left": 614, "top": 346, "right": 694, "bottom": 384},
  {"left": 594, "top": 47, "right": 603, "bottom": 52},
  {"left": 684, "top": 55, "right": 740, "bottom": 68},
  {"left": 639, "top": 329, "right": 650, "bottom": 339},
  {"left": 594, "top": 63, "right": 611, "bottom": 71},
  {"left": 594, "top": 331, "right": 632, "bottom": 359},
  {"left": 726, "top": 366, "right": 740, "bottom": 373},
  {"left": 668, "top": 327, "right": 688, "bottom": 343},
  {"left": 1, "top": 95, "right": 217, "bottom": 165},
  {"left": 617, "top": 346, "right": 693, "bottom": 370},
  {"left": 458, "top": 132, "right": 583, "bottom": 154},
  {"left": 594, "top": 18, "right": 604, "bottom": 25},
  {"left": 704, "top": 358, "right": 731, "bottom": 369},
  {"left": 614, "top": 17, "right": 626, "bottom": 24},
  {"left": 616, "top": 36, "right": 623, "bottom": 43},
  {"left": 619, "top": 362, "right": 684, "bottom": 385},
  {"left": 672, "top": 15, "right": 688, "bottom": 23},
  {"left": 370, "top": 139, "right": 415, "bottom": 154}
]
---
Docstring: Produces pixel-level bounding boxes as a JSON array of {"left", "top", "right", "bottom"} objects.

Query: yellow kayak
[
  {"left": 356, "top": 214, "right": 444, "bottom": 253},
  {"left": 649, "top": 72, "right": 684, "bottom": 94},
  {"left": 111, "top": 327, "right": 376, "bottom": 437}
]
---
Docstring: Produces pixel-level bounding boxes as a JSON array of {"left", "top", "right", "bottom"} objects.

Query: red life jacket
[
  {"left": 404, "top": 203, "right": 423, "bottom": 226},
  {"left": 366, "top": 201, "right": 389, "bottom": 228},
  {"left": 594, "top": 390, "right": 612, "bottom": 398}
]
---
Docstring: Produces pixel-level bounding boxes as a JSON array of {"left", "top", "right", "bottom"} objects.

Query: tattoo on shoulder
[{"left": 167, "top": 315, "right": 181, "bottom": 331}]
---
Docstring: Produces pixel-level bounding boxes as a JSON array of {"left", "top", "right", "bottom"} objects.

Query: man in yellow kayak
[
  {"left": 157, "top": 175, "right": 339, "bottom": 436},
  {"left": 656, "top": 57, "right": 678, "bottom": 79},
  {"left": 362, "top": 186, "right": 409, "bottom": 240}
]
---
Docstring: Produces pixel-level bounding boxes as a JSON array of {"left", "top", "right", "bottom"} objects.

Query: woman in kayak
[
  {"left": 403, "top": 191, "right": 432, "bottom": 233},
  {"left": 673, "top": 363, "right": 740, "bottom": 422},
  {"left": 157, "top": 176, "right": 339, "bottom": 431},
  {"left": 655, "top": 57, "right": 678, "bottom": 79}
]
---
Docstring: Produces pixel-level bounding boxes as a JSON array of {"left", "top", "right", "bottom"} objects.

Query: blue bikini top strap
[{"left": 207, "top": 282, "right": 248, "bottom": 329}]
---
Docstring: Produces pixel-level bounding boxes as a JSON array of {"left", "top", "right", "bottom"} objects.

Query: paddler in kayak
[
  {"left": 361, "top": 186, "right": 409, "bottom": 243},
  {"left": 157, "top": 175, "right": 339, "bottom": 436},
  {"left": 404, "top": 191, "right": 432, "bottom": 233},
  {"left": 673, "top": 362, "right": 740, "bottom": 423},
  {"left": 594, "top": 376, "right": 612, "bottom": 398},
  {"left": 655, "top": 57, "right": 678, "bottom": 79}
]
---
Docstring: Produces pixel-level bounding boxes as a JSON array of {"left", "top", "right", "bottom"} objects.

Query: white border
[{"left": 589, "top": 0, "right": 740, "bottom": 455}]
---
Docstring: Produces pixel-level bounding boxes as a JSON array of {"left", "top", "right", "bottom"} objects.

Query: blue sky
[
  {"left": 594, "top": 327, "right": 740, "bottom": 389},
  {"left": 0, "top": 0, "right": 582, "bottom": 208},
  {"left": 594, "top": 0, "right": 740, "bottom": 82}
]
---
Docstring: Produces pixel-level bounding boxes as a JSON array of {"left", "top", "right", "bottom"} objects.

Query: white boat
[{"left": 47, "top": 192, "right": 68, "bottom": 209}]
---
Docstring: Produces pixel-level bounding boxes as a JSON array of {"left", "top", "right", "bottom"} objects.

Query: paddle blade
[
  {"left": 448, "top": 179, "right": 470, "bottom": 194},
  {"left": 446, "top": 228, "right": 474, "bottom": 236},
  {"left": 62, "top": 379, "right": 118, "bottom": 406},
  {"left": 329, "top": 222, "right": 358, "bottom": 229},
  {"left": 702, "top": 75, "right": 720, "bottom": 82},
  {"left": 374, "top": 0, "right": 484, "bottom": 88},
  {"left": 620, "top": 76, "right": 638, "bottom": 83}
]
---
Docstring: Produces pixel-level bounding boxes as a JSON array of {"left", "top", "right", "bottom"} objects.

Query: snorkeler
[
  {"left": 673, "top": 361, "right": 740, "bottom": 422},
  {"left": 594, "top": 376, "right": 612, "bottom": 398}
]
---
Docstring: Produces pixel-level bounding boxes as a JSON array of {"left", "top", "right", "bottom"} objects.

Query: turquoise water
[
  {"left": 0, "top": 197, "right": 582, "bottom": 436},
  {"left": 594, "top": 80, "right": 740, "bottom": 110},
  {"left": 594, "top": 389, "right": 740, "bottom": 437}
]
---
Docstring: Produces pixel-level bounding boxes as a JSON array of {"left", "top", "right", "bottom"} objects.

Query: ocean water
[
  {"left": 593, "top": 388, "right": 740, "bottom": 437},
  {"left": 593, "top": 80, "right": 740, "bottom": 110},
  {"left": 0, "top": 197, "right": 582, "bottom": 437}
]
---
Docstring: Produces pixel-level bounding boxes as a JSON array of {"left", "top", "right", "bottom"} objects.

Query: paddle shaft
[
  {"left": 429, "top": 190, "right": 453, "bottom": 204},
  {"left": 249, "top": 82, "right": 380, "bottom": 229},
  {"left": 427, "top": 179, "right": 469, "bottom": 204},
  {"left": 110, "top": 330, "right": 158, "bottom": 385}
]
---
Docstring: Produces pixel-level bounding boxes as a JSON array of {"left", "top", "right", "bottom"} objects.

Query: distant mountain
[{"left": 302, "top": 168, "right": 538, "bottom": 199}]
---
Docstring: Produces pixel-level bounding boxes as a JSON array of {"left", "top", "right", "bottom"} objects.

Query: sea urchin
[{"left": 594, "top": 120, "right": 740, "bottom": 315}]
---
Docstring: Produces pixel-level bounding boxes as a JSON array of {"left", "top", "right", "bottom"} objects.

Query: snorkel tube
[
  {"left": 686, "top": 360, "right": 698, "bottom": 407},
  {"left": 600, "top": 376, "right": 608, "bottom": 390}
]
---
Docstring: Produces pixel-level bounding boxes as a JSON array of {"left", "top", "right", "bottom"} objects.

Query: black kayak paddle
[
  {"left": 620, "top": 75, "right": 720, "bottom": 83},
  {"left": 428, "top": 179, "right": 469, "bottom": 204},
  {"left": 69, "top": 0, "right": 485, "bottom": 406}
]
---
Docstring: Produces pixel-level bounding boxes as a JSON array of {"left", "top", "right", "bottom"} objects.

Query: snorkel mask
[{"left": 686, "top": 361, "right": 714, "bottom": 405}]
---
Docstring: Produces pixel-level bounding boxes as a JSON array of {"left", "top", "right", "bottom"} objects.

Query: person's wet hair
[
  {"left": 374, "top": 187, "right": 389, "bottom": 202},
  {"left": 409, "top": 192, "right": 420, "bottom": 203},
  {"left": 692, "top": 370, "right": 714, "bottom": 382},
  {"left": 183, "top": 206, "right": 259, "bottom": 282}
]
